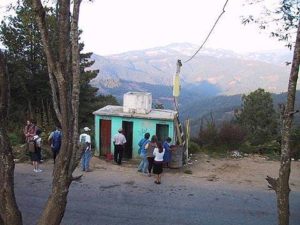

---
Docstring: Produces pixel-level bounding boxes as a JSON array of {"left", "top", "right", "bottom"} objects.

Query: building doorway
[
  {"left": 100, "top": 119, "right": 111, "bottom": 156},
  {"left": 156, "top": 124, "right": 169, "bottom": 143},
  {"left": 122, "top": 121, "right": 133, "bottom": 159}
]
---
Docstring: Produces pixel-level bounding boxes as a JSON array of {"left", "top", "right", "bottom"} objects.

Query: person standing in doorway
[
  {"left": 113, "top": 128, "right": 127, "bottom": 165},
  {"left": 137, "top": 132, "right": 150, "bottom": 174},
  {"left": 79, "top": 127, "right": 92, "bottom": 172},
  {"left": 48, "top": 125, "right": 62, "bottom": 164}
]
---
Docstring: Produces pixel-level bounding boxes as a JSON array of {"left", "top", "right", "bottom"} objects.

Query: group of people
[
  {"left": 24, "top": 119, "right": 92, "bottom": 173},
  {"left": 111, "top": 128, "right": 172, "bottom": 184},
  {"left": 24, "top": 120, "right": 173, "bottom": 184},
  {"left": 137, "top": 133, "right": 172, "bottom": 184}
]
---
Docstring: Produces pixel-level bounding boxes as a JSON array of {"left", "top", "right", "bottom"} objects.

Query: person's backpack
[
  {"left": 28, "top": 139, "right": 36, "bottom": 153},
  {"left": 80, "top": 134, "right": 90, "bottom": 152},
  {"left": 80, "top": 135, "right": 86, "bottom": 144},
  {"left": 52, "top": 130, "right": 62, "bottom": 151}
]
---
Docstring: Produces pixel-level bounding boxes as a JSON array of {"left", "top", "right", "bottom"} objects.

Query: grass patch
[
  {"left": 184, "top": 169, "right": 193, "bottom": 174},
  {"left": 199, "top": 146, "right": 228, "bottom": 158}
]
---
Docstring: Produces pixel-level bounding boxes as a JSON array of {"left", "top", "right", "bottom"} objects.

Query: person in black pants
[
  {"left": 147, "top": 135, "right": 157, "bottom": 176},
  {"left": 113, "top": 128, "right": 127, "bottom": 165}
]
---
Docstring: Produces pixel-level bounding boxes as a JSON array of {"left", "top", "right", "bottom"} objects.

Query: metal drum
[{"left": 169, "top": 145, "right": 184, "bottom": 168}]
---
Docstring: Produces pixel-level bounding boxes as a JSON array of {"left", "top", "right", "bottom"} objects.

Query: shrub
[
  {"left": 188, "top": 141, "right": 201, "bottom": 154},
  {"left": 290, "top": 127, "right": 300, "bottom": 160},
  {"left": 219, "top": 122, "right": 247, "bottom": 149},
  {"left": 198, "top": 124, "right": 218, "bottom": 146},
  {"left": 239, "top": 140, "right": 280, "bottom": 155},
  {"left": 8, "top": 132, "right": 23, "bottom": 146}
]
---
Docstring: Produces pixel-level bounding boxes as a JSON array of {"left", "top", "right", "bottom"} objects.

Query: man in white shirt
[
  {"left": 79, "top": 127, "right": 92, "bottom": 172},
  {"left": 113, "top": 128, "right": 127, "bottom": 165}
]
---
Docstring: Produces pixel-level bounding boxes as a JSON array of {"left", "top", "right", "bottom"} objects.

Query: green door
[{"left": 156, "top": 124, "right": 169, "bottom": 143}]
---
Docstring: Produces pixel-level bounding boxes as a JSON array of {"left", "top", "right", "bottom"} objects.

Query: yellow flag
[{"left": 173, "top": 73, "right": 180, "bottom": 97}]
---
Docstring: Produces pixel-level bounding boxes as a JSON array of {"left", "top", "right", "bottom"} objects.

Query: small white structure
[{"left": 123, "top": 92, "right": 152, "bottom": 114}]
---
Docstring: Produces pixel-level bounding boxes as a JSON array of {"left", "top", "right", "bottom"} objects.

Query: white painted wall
[{"left": 123, "top": 92, "right": 152, "bottom": 114}]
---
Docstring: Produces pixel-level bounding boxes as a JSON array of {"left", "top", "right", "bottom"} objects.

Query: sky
[{"left": 0, "top": 0, "right": 287, "bottom": 56}]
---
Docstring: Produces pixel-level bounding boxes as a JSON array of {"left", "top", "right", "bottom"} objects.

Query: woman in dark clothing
[{"left": 146, "top": 135, "right": 157, "bottom": 176}]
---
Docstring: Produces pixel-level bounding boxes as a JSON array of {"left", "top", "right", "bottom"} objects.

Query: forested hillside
[{"left": 181, "top": 91, "right": 300, "bottom": 136}]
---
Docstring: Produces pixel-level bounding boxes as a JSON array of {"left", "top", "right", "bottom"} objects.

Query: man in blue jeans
[
  {"left": 137, "top": 132, "right": 150, "bottom": 173},
  {"left": 79, "top": 127, "right": 92, "bottom": 172}
]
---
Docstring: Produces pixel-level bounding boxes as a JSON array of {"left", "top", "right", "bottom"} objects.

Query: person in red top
[{"left": 24, "top": 119, "right": 37, "bottom": 143}]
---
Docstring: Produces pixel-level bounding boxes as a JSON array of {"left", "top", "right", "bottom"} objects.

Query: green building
[{"left": 93, "top": 92, "right": 178, "bottom": 159}]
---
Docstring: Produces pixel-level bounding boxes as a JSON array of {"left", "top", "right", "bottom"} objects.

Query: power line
[{"left": 183, "top": 0, "right": 229, "bottom": 63}]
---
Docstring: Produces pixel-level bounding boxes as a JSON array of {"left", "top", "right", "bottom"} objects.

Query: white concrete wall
[{"left": 123, "top": 92, "right": 152, "bottom": 114}]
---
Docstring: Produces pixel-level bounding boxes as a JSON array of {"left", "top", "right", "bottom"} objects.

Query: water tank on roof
[{"left": 123, "top": 92, "right": 152, "bottom": 114}]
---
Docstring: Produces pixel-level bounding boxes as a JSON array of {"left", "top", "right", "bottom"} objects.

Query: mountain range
[
  {"left": 90, "top": 42, "right": 293, "bottom": 96},
  {"left": 88, "top": 43, "right": 298, "bottom": 135}
]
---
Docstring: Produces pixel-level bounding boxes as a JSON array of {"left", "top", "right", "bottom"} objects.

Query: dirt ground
[
  {"left": 15, "top": 151, "right": 300, "bottom": 191},
  {"left": 14, "top": 153, "right": 300, "bottom": 225},
  {"left": 85, "top": 153, "right": 300, "bottom": 191}
]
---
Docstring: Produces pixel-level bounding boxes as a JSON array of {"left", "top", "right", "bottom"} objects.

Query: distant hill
[
  {"left": 90, "top": 43, "right": 294, "bottom": 96},
  {"left": 91, "top": 78, "right": 221, "bottom": 109}
]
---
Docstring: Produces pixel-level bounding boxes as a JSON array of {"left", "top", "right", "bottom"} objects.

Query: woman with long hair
[
  {"left": 153, "top": 142, "right": 165, "bottom": 184},
  {"left": 146, "top": 135, "right": 157, "bottom": 176}
]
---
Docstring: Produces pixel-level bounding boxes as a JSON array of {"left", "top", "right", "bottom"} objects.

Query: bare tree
[
  {"left": 267, "top": 19, "right": 300, "bottom": 225},
  {"left": 243, "top": 1, "right": 300, "bottom": 224},
  {"left": 0, "top": 51, "right": 23, "bottom": 225},
  {"left": 31, "top": 0, "right": 82, "bottom": 224}
]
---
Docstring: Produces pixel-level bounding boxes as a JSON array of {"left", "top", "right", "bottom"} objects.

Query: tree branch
[
  {"left": 71, "top": 174, "right": 83, "bottom": 181},
  {"left": 266, "top": 176, "right": 278, "bottom": 191},
  {"left": 31, "top": 0, "right": 63, "bottom": 123}
]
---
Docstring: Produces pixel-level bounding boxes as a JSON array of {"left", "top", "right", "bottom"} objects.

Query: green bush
[
  {"left": 239, "top": 140, "right": 280, "bottom": 155},
  {"left": 219, "top": 122, "right": 247, "bottom": 150},
  {"left": 188, "top": 141, "right": 201, "bottom": 154},
  {"left": 196, "top": 145, "right": 228, "bottom": 158},
  {"left": 8, "top": 132, "right": 23, "bottom": 146},
  {"left": 290, "top": 127, "right": 300, "bottom": 160}
]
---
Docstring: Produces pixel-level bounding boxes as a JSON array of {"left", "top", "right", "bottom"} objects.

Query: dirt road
[{"left": 14, "top": 155, "right": 300, "bottom": 225}]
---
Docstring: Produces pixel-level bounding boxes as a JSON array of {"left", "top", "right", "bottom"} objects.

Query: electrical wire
[{"left": 183, "top": 0, "right": 229, "bottom": 63}]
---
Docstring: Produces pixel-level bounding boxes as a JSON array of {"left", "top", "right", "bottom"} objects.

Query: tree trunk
[
  {"left": 0, "top": 51, "right": 23, "bottom": 225},
  {"left": 31, "top": 1, "right": 82, "bottom": 224},
  {"left": 37, "top": 147, "right": 72, "bottom": 225},
  {"left": 267, "top": 20, "right": 300, "bottom": 225}
]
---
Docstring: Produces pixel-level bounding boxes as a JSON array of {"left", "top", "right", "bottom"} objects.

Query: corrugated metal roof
[{"left": 93, "top": 105, "right": 177, "bottom": 120}]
